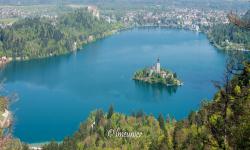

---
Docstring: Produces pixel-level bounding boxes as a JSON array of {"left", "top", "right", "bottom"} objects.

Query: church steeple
[{"left": 156, "top": 57, "right": 160, "bottom": 73}]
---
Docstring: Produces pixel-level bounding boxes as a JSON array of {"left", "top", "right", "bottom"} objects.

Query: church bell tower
[{"left": 156, "top": 57, "right": 160, "bottom": 73}]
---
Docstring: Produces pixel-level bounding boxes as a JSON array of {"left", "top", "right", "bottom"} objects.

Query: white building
[
  {"left": 156, "top": 58, "right": 160, "bottom": 73},
  {"left": 149, "top": 58, "right": 161, "bottom": 75},
  {"left": 87, "top": 6, "right": 100, "bottom": 19}
]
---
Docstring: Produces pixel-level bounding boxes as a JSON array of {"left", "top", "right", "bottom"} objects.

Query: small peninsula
[{"left": 133, "top": 58, "right": 183, "bottom": 86}]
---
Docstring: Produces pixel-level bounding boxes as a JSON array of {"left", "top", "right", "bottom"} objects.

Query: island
[{"left": 133, "top": 58, "right": 183, "bottom": 86}]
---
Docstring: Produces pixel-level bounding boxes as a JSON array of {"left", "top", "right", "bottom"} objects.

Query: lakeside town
[
  {"left": 0, "top": 5, "right": 231, "bottom": 30},
  {"left": 2, "top": 2, "right": 248, "bottom": 31},
  {"left": 118, "top": 8, "right": 230, "bottom": 31}
]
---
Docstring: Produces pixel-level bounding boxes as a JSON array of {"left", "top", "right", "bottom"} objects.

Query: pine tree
[
  {"left": 107, "top": 105, "right": 114, "bottom": 119},
  {"left": 158, "top": 113, "right": 165, "bottom": 131}
]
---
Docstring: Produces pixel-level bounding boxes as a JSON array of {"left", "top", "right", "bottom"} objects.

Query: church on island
[
  {"left": 133, "top": 58, "right": 183, "bottom": 86},
  {"left": 149, "top": 58, "right": 174, "bottom": 79}
]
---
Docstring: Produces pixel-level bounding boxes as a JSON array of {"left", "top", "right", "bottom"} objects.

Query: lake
[{"left": 0, "top": 28, "right": 226, "bottom": 143}]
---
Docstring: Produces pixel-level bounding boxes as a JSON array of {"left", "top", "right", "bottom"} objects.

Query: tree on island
[{"left": 173, "top": 72, "right": 177, "bottom": 78}]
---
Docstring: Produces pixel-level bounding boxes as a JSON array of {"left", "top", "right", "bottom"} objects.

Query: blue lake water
[{"left": 0, "top": 28, "right": 226, "bottom": 143}]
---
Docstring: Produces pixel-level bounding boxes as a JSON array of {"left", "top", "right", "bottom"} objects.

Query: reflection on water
[
  {"left": 0, "top": 54, "right": 72, "bottom": 88},
  {"left": 134, "top": 80, "right": 178, "bottom": 96}
]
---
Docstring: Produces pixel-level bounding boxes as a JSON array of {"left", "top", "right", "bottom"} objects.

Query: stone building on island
[{"left": 149, "top": 58, "right": 174, "bottom": 79}]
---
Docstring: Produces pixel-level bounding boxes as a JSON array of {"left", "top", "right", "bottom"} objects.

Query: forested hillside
[
  {"left": 208, "top": 23, "right": 250, "bottom": 50},
  {"left": 43, "top": 61, "right": 250, "bottom": 150},
  {"left": 0, "top": 9, "right": 122, "bottom": 60},
  {"left": 208, "top": 10, "right": 250, "bottom": 51}
]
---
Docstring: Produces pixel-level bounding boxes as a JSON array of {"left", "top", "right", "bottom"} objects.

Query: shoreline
[
  {"left": 210, "top": 41, "right": 250, "bottom": 52},
  {"left": 134, "top": 24, "right": 250, "bottom": 52},
  {"left": 133, "top": 77, "right": 183, "bottom": 87},
  {"left": 0, "top": 27, "right": 125, "bottom": 68},
  {"left": 1, "top": 25, "right": 248, "bottom": 69},
  {"left": 28, "top": 141, "right": 62, "bottom": 149}
]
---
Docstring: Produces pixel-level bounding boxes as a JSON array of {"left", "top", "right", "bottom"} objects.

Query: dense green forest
[
  {"left": 208, "top": 23, "right": 250, "bottom": 51},
  {"left": 42, "top": 61, "right": 250, "bottom": 150},
  {"left": 208, "top": 11, "right": 250, "bottom": 51},
  {"left": 0, "top": 9, "right": 123, "bottom": 59}
]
